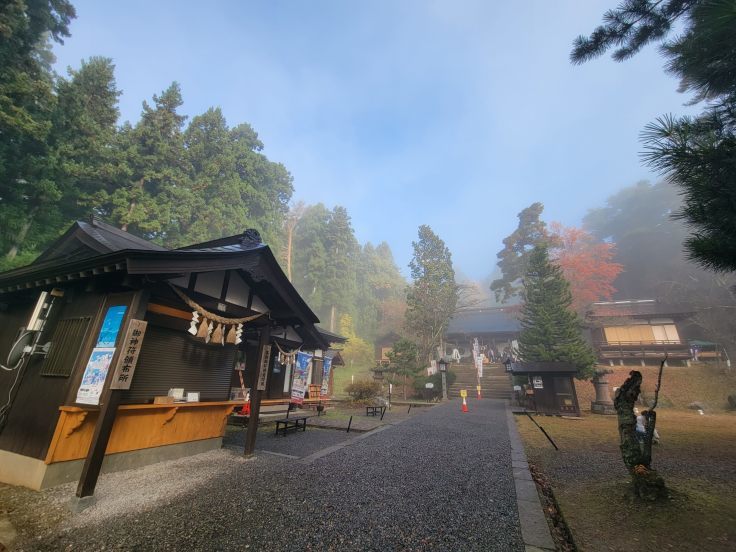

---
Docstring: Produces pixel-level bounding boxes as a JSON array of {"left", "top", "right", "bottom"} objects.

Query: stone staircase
[{"left": 447, "top": 362, "right": 513, "bottom": 400}]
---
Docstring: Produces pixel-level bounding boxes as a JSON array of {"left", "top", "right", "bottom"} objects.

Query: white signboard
[
  {"left": 110, "top": 319, "right": 148, "bottom": 390},
  {"left": 256, "top": 344, "right": 272, "bottom": 391},
  {"left": 76, "top": 348, "right": 116, "bottom": 405},
  {"left": 533, "top": 376, "right": 544, "bottom": 389}
]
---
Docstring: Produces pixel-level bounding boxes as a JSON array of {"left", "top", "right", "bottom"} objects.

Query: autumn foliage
[{"left": 549, "top": 222, "right": 623, "bottom": 311}]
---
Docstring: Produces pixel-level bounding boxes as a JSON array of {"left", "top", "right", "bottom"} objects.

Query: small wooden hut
[{"left": 510, "top": 361, "right": 581, "bottom": 416}]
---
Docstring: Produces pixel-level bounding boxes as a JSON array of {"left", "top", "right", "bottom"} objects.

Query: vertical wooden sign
[
  {"left": 110, "top": 319, "right": 148, "bottom": 390},
  {"left": 256, "top": 344, "right": 271, "bottom": 391}
]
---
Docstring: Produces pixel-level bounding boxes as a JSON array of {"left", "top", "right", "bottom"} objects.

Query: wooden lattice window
[{"left": 40, "top": 317, "right": 91, "bottom": 377}]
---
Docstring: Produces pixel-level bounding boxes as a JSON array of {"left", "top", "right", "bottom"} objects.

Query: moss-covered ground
[{"left": 516, "top": 410, "right": 736, "bottom": 551}]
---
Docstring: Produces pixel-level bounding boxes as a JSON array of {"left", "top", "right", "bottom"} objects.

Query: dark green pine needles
[{"left": 518, "top": 244, "right": 597, "bottom": 379}]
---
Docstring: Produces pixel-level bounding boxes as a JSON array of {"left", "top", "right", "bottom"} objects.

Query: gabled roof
[
  {"left": 446, "top": 307, "right": 521, "bottom": 335},
  {"left": 0, "top": 220, "right": 323, "bottom": 342},
  {"left": 326, "top": 349, "right": 345, "bottom": 366},
  {"left": 34, "top": 217, "right": 165, "bottom": 265},
  {"left": 316, "top": 326, "right": 348, "bottom": 345},
  {"left": 586, "top": 299, "right": 692, "bottom": 319}
]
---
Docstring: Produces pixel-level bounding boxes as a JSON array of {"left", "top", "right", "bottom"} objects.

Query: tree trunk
[
  {"left": 613, "top": 370, "right": 667, "bottom": 501},
  {"left": 286, "top": 223, "right": 293, "bottom": 281},
  {"left": 329, "top": 304, "right": 336, "bottom": 333},
  {"left": 5, "top": 213, "right": 35, "bottom": 261},
  {"left": 121, "top": 178, "right": 144, "bottom": 232}
]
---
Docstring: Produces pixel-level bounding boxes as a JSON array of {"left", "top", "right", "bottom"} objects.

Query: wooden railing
[{"left": 595, "top": 340, "right": 691, "bottom": 359}]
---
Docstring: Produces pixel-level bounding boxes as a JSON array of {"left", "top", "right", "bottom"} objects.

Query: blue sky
[{"left": 54, "top": 0, "right": 695, "bottom": 280}]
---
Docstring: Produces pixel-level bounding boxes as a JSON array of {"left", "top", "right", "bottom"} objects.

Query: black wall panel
[{"left": 123, "top": 325, "right": 236, "bottom": 404}]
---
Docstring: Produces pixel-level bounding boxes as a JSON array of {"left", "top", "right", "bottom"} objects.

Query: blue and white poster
[
  {"left": 291, "top": 351, "right": 312, "bottom": 405},
  {"left": 75, "top": 305, "right": 127, "bottom": 405},
  {"left": 320, "top": 356, "right": 333, "bottom": 398},
  {"left": 76, "top": 348, "right": 116, "bottom": 405},
  {"left": 96, "top": 305, "right": 127, "bottom": 348}
]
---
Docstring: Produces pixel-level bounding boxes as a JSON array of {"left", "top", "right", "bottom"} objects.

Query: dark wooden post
[
  {"left": 244, "top": 325, "right": 271, "bottom": 457},
  {"left": 76, "top": 291, "right": 148, "bottom": 499}
]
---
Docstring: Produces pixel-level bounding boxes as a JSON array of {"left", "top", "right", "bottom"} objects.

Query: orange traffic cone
[{"left": 462, "top": 396, "right": 469, "bottom": 413}]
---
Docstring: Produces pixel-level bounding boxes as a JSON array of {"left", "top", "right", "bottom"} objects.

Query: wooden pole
[
  {"left": 244, "top": 325, "right": 271, "bottom": 457},
  {"left": 76, "top": 290, "right": 148, "bottom": 498}
]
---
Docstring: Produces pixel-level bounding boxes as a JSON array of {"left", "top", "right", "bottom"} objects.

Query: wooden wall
[
  {"left": 0, "top": 287, "right": 107, "bottom": 460},
  {"left": 45, "top": 402, "right": 236, "bottom": 463}
]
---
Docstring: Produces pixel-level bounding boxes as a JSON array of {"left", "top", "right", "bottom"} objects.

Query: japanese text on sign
[
  {"left": 110, "top": 319, "right": 148, "bottom": 390},
  {"left": 256, "top": 344, "right": 272, "bottom": 391}
]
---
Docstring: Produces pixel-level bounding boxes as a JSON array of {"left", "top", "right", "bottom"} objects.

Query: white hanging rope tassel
[{"left": 188, "top": 311, "right": 200, "bottom": 335}]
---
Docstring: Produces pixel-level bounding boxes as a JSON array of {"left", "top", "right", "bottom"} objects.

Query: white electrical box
[{"left": 26, "top": 292, "right": 49, "bottom": 332}]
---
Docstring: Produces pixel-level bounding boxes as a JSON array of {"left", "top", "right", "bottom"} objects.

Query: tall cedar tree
[
  {"left": 519, "top": 245, "right": 597, "bottom": 379},
  {"left": 385, "top": 337, "right": 422, "bottom": 399},
  {"left": 355, "top": 242, "right": 407, "bottom": 340},
  {"left": 291, "top": 203, "right": 331, "bottom": 316},
  {"left": 0, "top": 0, "right": 76, "bottom": 265},
  {"left": 322, "top": 206, "right": 358, "bottom": 332},
  {"left": 491, "top": 202, "right": 548, "bottom": 303},
  {"left": 572, "top": 0, "right": 736, "bottom": 271},
  {"left": 405, "top": 225, "right": 458, "bottom": 362}
]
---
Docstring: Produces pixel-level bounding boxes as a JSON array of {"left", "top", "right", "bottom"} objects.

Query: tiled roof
[
  {"left": 586, "top": 300, "right": 678, "bottom": 318},
  {"left": 446, "top": 307, "right": 521, "bottom": 335}
]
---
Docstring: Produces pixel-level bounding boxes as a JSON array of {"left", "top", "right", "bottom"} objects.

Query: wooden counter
[{"left": 45, "top": 401, "right": 245, "bottom": 464}]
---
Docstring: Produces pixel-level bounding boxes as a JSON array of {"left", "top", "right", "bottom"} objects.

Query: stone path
[{"left": 24, "top": 400, "right": 539, "bottom": 551}]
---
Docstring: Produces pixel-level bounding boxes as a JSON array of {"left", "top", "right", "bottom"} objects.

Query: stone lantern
[{"left": 591, "top": 369, "right": 616, "bottom": 415}]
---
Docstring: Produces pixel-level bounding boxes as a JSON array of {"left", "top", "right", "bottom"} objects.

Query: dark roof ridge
[{"left": 82, "top": 217, "right": 167, "bottom": 252}]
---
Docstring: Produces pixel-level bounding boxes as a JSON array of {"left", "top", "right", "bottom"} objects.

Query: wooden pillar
[
  {"left": 76, "top": 290, "right": 148, "bottom": 498},
  {"left": 244, "top": 325, "right": 271, "bottom": 457}
]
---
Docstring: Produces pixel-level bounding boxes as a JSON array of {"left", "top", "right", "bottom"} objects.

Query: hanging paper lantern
[{"left": 188, "top": 311, "right": 200, "bottom": 335}]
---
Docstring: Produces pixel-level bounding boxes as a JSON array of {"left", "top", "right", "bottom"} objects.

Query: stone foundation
[{"left": 591, "top": 401, "right": 616, "bottom": 415}]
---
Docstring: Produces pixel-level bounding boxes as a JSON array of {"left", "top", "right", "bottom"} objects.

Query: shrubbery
[
  {"left": 412, "top": 370, "right": 456, "bottom": 400},
  {"left": 345, "top": 379, "right": 381, "bottom": 401}
]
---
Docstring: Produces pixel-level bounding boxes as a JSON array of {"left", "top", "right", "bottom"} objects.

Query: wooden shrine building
[
  {"left": 586, "top": 300, "right": 693, "bottom": 366},
  {"left": 0, "top": 218, "right": 338, "bottom": 491},
  {"left": 445, "top": 307, "right": 521, "bottom": 361}
]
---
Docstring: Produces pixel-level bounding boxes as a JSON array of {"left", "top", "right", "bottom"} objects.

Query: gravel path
[
  {"left": 223, "top": 426, "right": 355, "bottom": 458},
  {"left": 21, "top": 399, "right": 522, "bottom": 551}
]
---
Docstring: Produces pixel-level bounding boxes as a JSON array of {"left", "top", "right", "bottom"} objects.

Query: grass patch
[
  {"left": 332, "top": 363, "right": 372, "bottom": 397},
  {"left": 516, "top": 410, "right": 736, "bottom": 551},
  {"left": 575, "top": 364, "right": 736, "bottom": 411}
]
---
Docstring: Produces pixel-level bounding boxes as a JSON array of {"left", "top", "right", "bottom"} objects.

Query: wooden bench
[
  {"left": 228, "top": 403, "right": 290, "bottom": 427},
  {"left": 366, "top": 405, "right": 386, "bottom": 417},
  {"left": 274, "top": 415, "right": 309, "bottom": 436}
]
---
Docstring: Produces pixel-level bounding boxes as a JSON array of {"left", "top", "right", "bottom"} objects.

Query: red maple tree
[{"left": 549, "top": 222, "right": 623, "bottom": 312}]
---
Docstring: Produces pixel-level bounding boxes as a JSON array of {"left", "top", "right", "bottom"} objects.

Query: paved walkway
[{"left": 28, "top": 400, "right": 533, "bottom": 551}]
